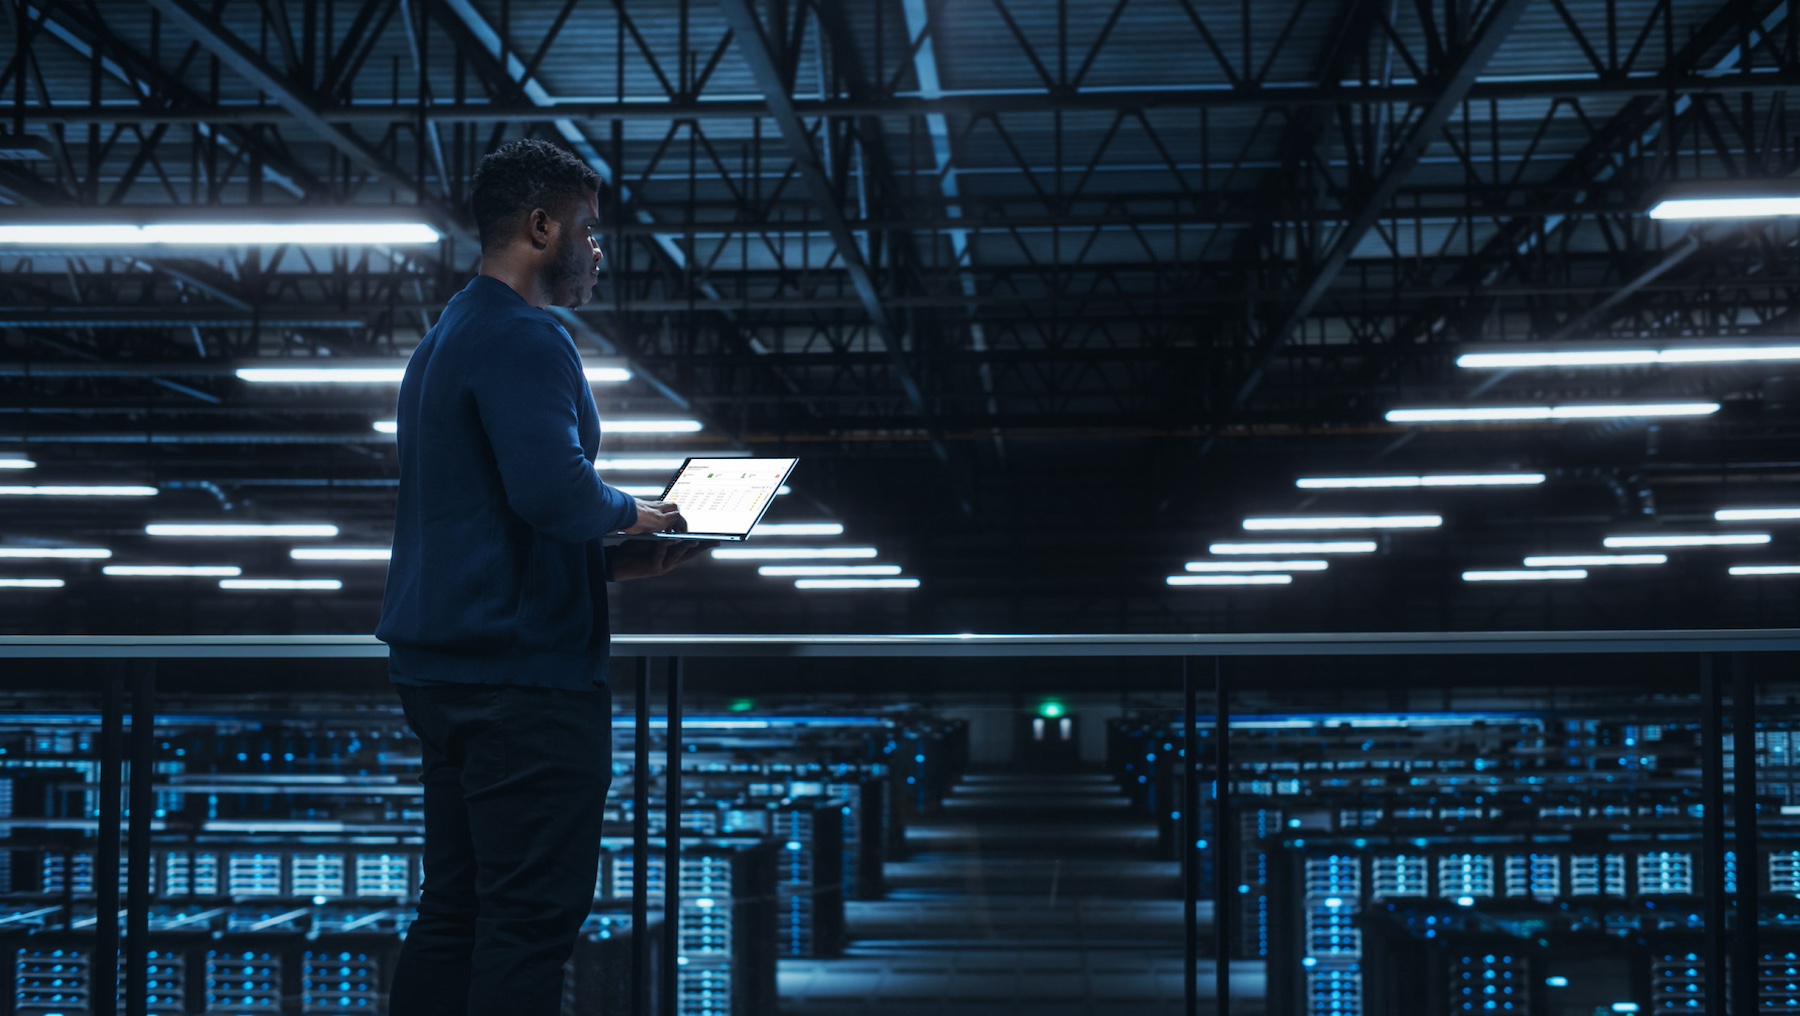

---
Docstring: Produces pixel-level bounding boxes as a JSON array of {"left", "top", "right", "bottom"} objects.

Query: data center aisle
[{"left": 779, "top": 770, "right": 1261, "bottom": 1016}]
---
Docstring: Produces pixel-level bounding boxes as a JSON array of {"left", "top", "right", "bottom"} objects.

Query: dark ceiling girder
[
  {"left": 1229, "top": 0, "right": 1535, "bottom": 412},
  {"left": 715, "top": 0, "right": 968, "bottom": 513}
]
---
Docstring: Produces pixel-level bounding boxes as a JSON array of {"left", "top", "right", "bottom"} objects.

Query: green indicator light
[
  {"left": 1039, "top": 700, "right": 1065, "bottom": 719},
  {"left": 728, "top": 699, "right": 756, "bottom": 713}
]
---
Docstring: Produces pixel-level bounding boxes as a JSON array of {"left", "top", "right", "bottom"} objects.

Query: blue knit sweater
[{"left": 377, "top": 276, "right": 639, "bottom": 688}]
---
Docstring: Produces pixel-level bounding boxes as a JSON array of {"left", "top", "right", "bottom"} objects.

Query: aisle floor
[{"left": 778, "top": 771, "right": 1265, "bottom": 1016}]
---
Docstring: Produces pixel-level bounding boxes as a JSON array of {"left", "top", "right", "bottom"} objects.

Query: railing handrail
[{"left": 2, "top": 628, "right": 1800, "bottom": 657}]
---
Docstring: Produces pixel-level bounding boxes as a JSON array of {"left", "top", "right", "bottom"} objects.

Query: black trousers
[{"left": 389, "top": 682, "right": 613, "bottom": 1016}]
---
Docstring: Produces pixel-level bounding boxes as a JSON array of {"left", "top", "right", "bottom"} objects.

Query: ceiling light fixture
[
  {"left": 1649, "top": 195, "right": 1800, "bottom": 219},
  {"left": 372, "top": 421, "right": 398, "bottom": 434},
  {"left": 1523, "top": 554, "right": 1667, "bottom": 567},
  {"left": 0, "top": 485, "right": 157, "bottom": 497},
  {"left": 1297, "top": 473, "right": 1545, "bottom": 489},
  {"left": 1715, "top": 508, "right": 1800, "bottom": 522},
  {"left": 758, "top": 565, "right": 903, "bottom": 577},
  {"left": 147, "top": 523, "right": 339, "bottom": 538},
  {"left": 594, "top": 457, "right": 687, "bottom": 471},
  {"left": 1386, "top": 403, "right": 1720, "bottom": 423},
  {"left": 1167, "top": 574, "right": 1294, "bottom": 586},
  {"left": 0, "top": 578, "right": 64, "bottom": 589},
  {"left": 793, "top": 578, "right": 920, "bottom": 590},
  {"left": 1186, "top": 560, "right": 1328, "bottom": 572},
  {"left": 1243, "top": 515, "right": 1441, "bottom": 531},
  {"left": 104, "top": 565, "right": 242, "bottom": 577},
  {"left": 1209, "top": 541, "right": 1377, "bottom": 555},
  {"left": 0, "top": 547, "right": 111, "bottom": 559},
  {"left": 1603, "top": 534, "right": 1771, "bottom": 548},
  {"left": 711, "top": 547, "right": 879, "bottom": 561},
  {"left": 0, "top": 456, "right": 35, "bottom": 470},
  {"left": 290, "top": 548, "right": 391, "bottom": 562},
  {"left": 1463, "top": 569, "right": 1588, "bottom": 582},
  {"left": 1729, "top": 565, "right": 1800, "bottom": 576},
  {"left": 610, "top": 485, "right": 669, "bottom": 497},
  {"left": 1458, "top": 345, "right": 1800, "bottom": 369},
  {"left": 603, "top": 419, "right": 706, "bottom": 434},
  {"left": 751, "top": 523, "right": 844, "bottom": 537},
  {"left": 0, "top": 222, "right": 442, "bottom": 246},
  {"left": 220, "top": 578, "right": 344, "bottom": 591}
]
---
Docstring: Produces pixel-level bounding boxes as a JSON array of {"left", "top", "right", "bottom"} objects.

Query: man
[{"left": 377, "top": 138, "right": 702, "bottom": 1016}]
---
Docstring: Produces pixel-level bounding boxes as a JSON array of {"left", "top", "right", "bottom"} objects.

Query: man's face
[{"left": 544, "top": 189, "right": 603, "bottom": 309}]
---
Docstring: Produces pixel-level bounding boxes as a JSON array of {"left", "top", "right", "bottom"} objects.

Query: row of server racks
[
  {"left": 0, "top": 692, "right": 968, "bottom": 1015},
  {"left": 1108, "top": 705, "right": 1800, "bottom": 1016}
]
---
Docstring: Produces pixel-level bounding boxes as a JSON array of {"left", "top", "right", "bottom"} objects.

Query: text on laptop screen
[{"left": 659, "top": 458, "right": 796, "bottom": 535}]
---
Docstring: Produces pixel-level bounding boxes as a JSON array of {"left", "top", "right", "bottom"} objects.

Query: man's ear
[{"left": 527, "top": 206, "right": 554, "bottom": 250}]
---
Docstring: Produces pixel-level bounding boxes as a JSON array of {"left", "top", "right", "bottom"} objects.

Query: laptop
[{"left": 630, "top": 457, "right": 798, "bottom": 541}]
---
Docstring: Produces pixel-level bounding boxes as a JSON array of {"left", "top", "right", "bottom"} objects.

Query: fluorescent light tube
[
  {"left": 290, "top": 548, "right": 391, "bottom": 562},
  {"left": 1209, "top": 541, "right": 1377, "bottom": 555},
  {"left": 777, "top": 485, "right": 792, "bottom": 496},
  {"left": 220, "top": 578, "right": 344, "bottom": 591},
  {"left": 0, "top": 485, "right": 157, "bottom": 497},
  {"left": 1649, "top": 196, "right": 1800, "bottom": 219},
  {"left": 584, "top": 367, "right": 632, "bottom": 383},
  {"left": 104, "top": 565, "right": 242, "bottom": 577},
  {"left": 793, "top": 578, "right": 920, "bottom": 590},
  {"left": 0, "top": 456, "right": 34, "bottom": 470},
  {"left": 1386, "top": 403, "right": 1719, "bottom": 423},
  {"left": 1243, "top": 515, "right": 1441, "bottom": 531},
  {"left": 711, "top": 547, "right": 879, "bottom": 561},
  {"left": 0, "top": 578, "right": 64, "bottom": 589},
  {"left": 594, "top": 457, "right": 687, "bottom": 471},
  {"left": 1716, "top": 508, "right": 1800, "bottom": 521},
  {"left": 1730, "top": 565, "right": 1800, "bottom": 576},
  {"left": 1186, "top": 560, "right": 1328, "bottom": 572},
  {"left": 1523, "top": 554, "right": 1667, "bottom": 567},
  {"left": 372, "top": 421, "right": 398, "bottom": 434},
  {"left": 147, "top": 523, "right": 339, "bottom": 538},
  {"left": 1167, "top": 574, "right": 1293, "bottom": 586},
  {"left": 611, "top": 485, "right": 668, "bottom": 497},
  {"left": 0, "top": 547, "right": 110, "bottom": 559},
  {"left": 1463, "top": 569, "right": 1587, "bottom": 582},
  {"left": 604, "top": 419, "right": 705, "bottom": 434},
  {"left": 0, "top": 222, "right": 442, "bottom": 245},
  {"left": 1296, "top": 473, "right": 1544, "bottom": 489},
  {"left": 1459, "top": 346, "right": 1800, "bottom": 369},
  {"left": 758, "top": 565, "right": 903, "bottom": 577},
  {"left": 1603, "top": 534, "right": 1771, "bottom": 548},
  {"left": 752, "top": 523, "right": 844, "bottom": 537}
]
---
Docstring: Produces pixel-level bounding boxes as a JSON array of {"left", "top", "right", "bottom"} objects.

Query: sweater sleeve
[{"left": 469, "top": 319, "right": 640, "bottom": 542}]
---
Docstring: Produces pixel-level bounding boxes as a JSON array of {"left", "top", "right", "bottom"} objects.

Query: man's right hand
[{"left": 621, "top": 500, "right": 686, "bottom": 535}]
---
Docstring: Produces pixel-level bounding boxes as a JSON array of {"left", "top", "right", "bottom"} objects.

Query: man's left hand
[{"left": 611, "top": 539, "right": 711, "bottom": 581}]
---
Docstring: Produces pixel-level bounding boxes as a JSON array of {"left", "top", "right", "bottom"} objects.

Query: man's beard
[{"left": 545, "top": 233, "right": 595, "bottom": 308}]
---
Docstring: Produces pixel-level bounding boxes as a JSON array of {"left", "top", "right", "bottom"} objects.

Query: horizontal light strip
[
  {"left": 1168, "top": 574, "right": 1292, "bottom": 586},
  {"left": 147, "top": 524, "right": 339, "bottom": 538},
  {"left": 611, "top": 485, "right": 667, "bottom": 497},
  {"left": 794, "top": 578, "right": 920, "bottom": 590},
  {"left": 1243, "top": 515, "right": 1441, "bottom": 531},
  {"left": 1459, "top": 346, "right": 1800, "bottom": 369},
  {"left": 372, "top": 421, "right": 398, "bottom": 434},
  {"left": 1716, "top": 508, "right": 1800, "bottom": 522},
  {"left": 595, "top": 457, "right": 686, "bottom": 471},
  {"left": 1730, "top": 565, "right": 1800, "bottom": 576},
  {"left": 1296, "top": 473, "right": 1545, "bottom": 489},
  {"left": 1523, "top": 554, "right": 1668, "bottom": 567},
  {"left": 758, "top": 565, "right": 903, "bottom": 577},
  {"left": 290, "top": 548, "right": 391, "bottom": 562},
  {"left": 0, "top": 547, "right": 110, "bottom": 559},
  {"left": 236, "top": 364, "right": 631, "bottom": 384},
  {"left": 1209, "top": 541, "right": 1377, "bottom": 555},
  {"left": 1649, "top": 196, "right": 1800, "bottom": 219},
  {"left": 0, "top": 223, "right": 441, "bottom": 245},
  {"left": 0, "top": 457, "right": 34, "bottom": 470},
  {"left": 0, "top": 485, "right": 157, "bottom": 497},
  {"left": 1463, "top": 569, "right": 1587, "bottom": 582},
  {"left": 711, "top": 547, "right": 878, "bottom": 561},
  {"left": 1186, "top": 560, "right": 1328, "bottom": 572},
  {"left": 604, "top": 419, "right": 705, "bottom": 434},
  {"left": 104, "top": 565, "right": 242, "bottom": 577},
  {"left": 0, "top": 578, "right": 63, "bottom": 589},
  {"left": 752, "top": 523, "right": 843, "bottom": 537},
  {"left": 220, "top": 578, "right": 343, "bottom": 591},
  {"left": 1387, "top": 403, "right": 1720, "bottom": 423},
  {"left": 1603, "top": 534, "right": 1771, "bottom": 548}
]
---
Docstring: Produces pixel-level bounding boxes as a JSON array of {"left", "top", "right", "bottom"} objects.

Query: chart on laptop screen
[{"left": 660, "top": 458, "right": 797, "bottom": 536}]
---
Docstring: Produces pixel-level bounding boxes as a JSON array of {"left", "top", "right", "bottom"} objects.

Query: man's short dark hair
[{"left": 470, "top": 139, "right": 601, "bottom": 251}]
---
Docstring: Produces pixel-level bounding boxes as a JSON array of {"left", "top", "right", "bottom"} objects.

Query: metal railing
[{"left": 3, "top": 628, "right": 1798, "bottom": 1016}]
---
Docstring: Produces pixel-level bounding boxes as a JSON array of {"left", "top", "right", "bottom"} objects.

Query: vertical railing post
[
  {"left": 1182, "top": 657, "right": 1198, "bottom": 1016},
  {"left": 1732, "top": 653, "right": 1759, "bottom": 1016},
  {"left": 1701, "top": 655, "right": 1726, "bottom": 1013},
  {"left": 95, "top": 666, "right": 125, "bottom": 1016},
  {"left": 125, "top": 661, "right": 155, "bottom": 1016},
  {"left": 632, "top": 657, "right": 651, "bottom": 1016},
  {"left": 1213, "top": 657, "right": 1231, "bottom": 1016},
  {"left": 659, "top": 657, "right": 683, "bottom": 1016}
]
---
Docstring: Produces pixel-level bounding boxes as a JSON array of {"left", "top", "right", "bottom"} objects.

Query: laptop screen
[{"left": 656, "top": 457, "right": 798, "bottom": 537}]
